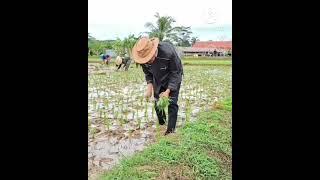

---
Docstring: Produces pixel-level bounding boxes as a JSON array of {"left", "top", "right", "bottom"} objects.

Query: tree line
[{"left": 88, "top": 13, "right": 199, "bottom": 57}]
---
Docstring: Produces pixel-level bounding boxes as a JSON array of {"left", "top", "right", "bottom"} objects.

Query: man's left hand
[{"left": 160, "top": 89, "right": 170, "bottom": 98}]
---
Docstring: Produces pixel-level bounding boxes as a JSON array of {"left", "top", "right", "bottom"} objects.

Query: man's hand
[
  {"left": 160, "top": 89, "right": 170, "bottom": 98},
  {"left": 145, "top": 83, "right": 153, "bottom": 99}
]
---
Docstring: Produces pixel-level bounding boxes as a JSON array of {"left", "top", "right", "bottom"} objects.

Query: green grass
[
  {"left": 99, "top": 98, "right": 232, "bottom": 180},
  {"left": 182, "top": 59, "right": 231, "bottom": 66},
  {"left": 88, "top": 56, "right": 231, "bottom": 66}
]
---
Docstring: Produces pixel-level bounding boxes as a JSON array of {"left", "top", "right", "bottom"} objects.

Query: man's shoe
[{"left": 164, "top": 130, "right": 174, "bottom": 136}]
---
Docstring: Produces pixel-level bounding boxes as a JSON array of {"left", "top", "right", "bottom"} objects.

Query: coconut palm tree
[
  {"left": 123, "top": 34, "right": 139, "bottom": 58},
  {"left": 145, "top": 13, "right": 192, "bottom": 44},
  {"left": 112, "top": 34, "right": 139, "bottom": 57}
]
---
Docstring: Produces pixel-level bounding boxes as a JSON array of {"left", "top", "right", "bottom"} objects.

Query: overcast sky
[{"left": 88, "top": 0, "right": 232, "bottom": 41}]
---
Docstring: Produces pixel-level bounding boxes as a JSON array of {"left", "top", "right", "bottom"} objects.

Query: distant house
[{"left": 178, "top": 41, "right": 232, "bottom": 57}]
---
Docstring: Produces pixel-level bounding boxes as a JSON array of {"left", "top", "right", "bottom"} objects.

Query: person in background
[
  {"left": 213, "top": 49, "right": 217, "bottom": 57},
  {"left": 228, "top": 49, "right": 232, "bottom": 56},
  {"left": 100, "top": 53, "right": 111, "bottom": 65},
  {"left": 116, "top": 54, "right": 132, "bottom": 71},
  {"left": 104, "top": 54, "right": 111, "bottom": 65}
]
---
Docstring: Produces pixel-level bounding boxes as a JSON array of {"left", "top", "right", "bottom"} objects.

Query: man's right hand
[{"left": 145, "top": 83, "right": 153, "bottom": 99}]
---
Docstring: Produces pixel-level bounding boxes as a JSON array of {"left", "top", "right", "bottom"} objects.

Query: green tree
[
  {"left": 88, "top": 33, "right": 115, "bottom": 56},
  {"left": 174, "top": 31, "right": 193, "bottom": 47},
  {"left": 191, "top": 37, "right": 199, "bottom": 46},
  {"left": 112, "top": 34, "right": 139, "bottom": 57},
  {"left": 144, "top": 13, "right": 192, "bottom": 44},
  {"left": 88, "top": 33, "right": 96, "bottom": 56},
  {"left": 100, "top": 40, "right": 113, "bottom": 50},
  {"left": 112, "top": 38, "right": 125, "bottom": 56},
  {"left": 123, "top": 34, "right": 139, "bottom": 58}
]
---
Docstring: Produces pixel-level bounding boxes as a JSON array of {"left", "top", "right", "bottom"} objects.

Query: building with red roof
[{"left": 177, "top": 41, "right": 232, "bottom": 57}]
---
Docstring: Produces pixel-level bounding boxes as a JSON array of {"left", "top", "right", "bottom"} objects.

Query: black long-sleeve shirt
[{"left": 141, "top": 42, "right": 183, "bottom": 96}]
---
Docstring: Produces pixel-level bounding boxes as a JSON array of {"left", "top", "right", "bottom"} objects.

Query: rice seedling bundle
[{"left": 156, "top": 96, "right": 172, "bottom": 113}]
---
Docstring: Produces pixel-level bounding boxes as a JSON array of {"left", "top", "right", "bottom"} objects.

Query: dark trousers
[
  {"left": 124, "top": 60, "right": 131, "bottom": 70},
  {"left": 154, "top": 83, "right": 181, "bottom": 132}
]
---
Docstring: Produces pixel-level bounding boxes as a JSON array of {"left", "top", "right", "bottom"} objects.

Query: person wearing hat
[
  {"left": 132, "top": 37, "right": 183, "bottom": 135},
  {"left": 115, "top": 55, "right": 132, "bottom": 71}
]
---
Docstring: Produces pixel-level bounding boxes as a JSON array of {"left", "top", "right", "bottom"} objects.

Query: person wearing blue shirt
[{"left": 100, "top": 54, "right": 111, "bottom": 65}]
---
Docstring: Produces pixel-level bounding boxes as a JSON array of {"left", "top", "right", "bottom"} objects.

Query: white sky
[{"left": 88, "top": 0, "right": 232, "bottom": 41}]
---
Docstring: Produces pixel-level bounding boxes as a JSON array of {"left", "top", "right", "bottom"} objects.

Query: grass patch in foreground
[{"left": 100, "top": 98, "right": 232, "bottom": 180}]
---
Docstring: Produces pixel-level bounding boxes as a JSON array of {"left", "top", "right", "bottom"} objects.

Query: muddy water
[
  {"left": 88, "top": 128, "right": 155, "bottom": 178},
  {"left": 88, "top": 90, "right": 200, "bottom": 178}
]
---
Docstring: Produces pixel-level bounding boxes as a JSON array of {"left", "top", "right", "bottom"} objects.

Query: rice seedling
[
  {"left": 104, "top": 111, "right": 110, "bottom": 131},
  {"left": 88, "top": 116, "right": 92, "bottom": 132},
  {"left": 96, "top": 88, "right": 100, "bottom": 99},
  {"left": 93, "top": 100, "right": 97, "bottom": 111},
  {"left": 99, "top": 109, "right": 102, "bottom": 119},
  {"left": 104, "top": 98, "right": 109, "bottom": 107},
  {"left": 112, "top": 105, "right": 115, "bottom": 117},
  {"left": 130, "top": 92, "right": 135, "bottom": 107},
  {"left": 144, "top": 101, "right": 148, "bottom": 123},
  {"left": 137, "top": 118, "right": 141, "bottom": 129},
  {"left": 140, "top": 96, "right": 143, "bottom": 106},
  {"left": 119, "top": 115, "right": 124, "bottom": 128},
  {"left": 151, "top": 103, "right": 155, "bottom": 119},
  {"left": 186, "top": 99, "right": 191, "bottom": 123},
  {"left": 155, "top": 120, "right": 160, "bottom": 139},
  {"left": 156, "top": 96, "right": 172, "bottom": 113},
  {"left": 123, "top": 108, "right": 130, "bottom": 123},
  {"left": 120, "top": 103, "right": 124, "bottom": 115},
  {"left": 114, "top": 110, "right": 119, "bottom": 122}
]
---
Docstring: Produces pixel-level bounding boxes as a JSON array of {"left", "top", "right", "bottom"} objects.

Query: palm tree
[
  {"left": 145, "top": 13, "right": 192, "bottom": 43},
  {"left": 112, "top": 34, "right": 139, "bottom": 57},
  {"left": 123, "top": 34, "right": 139, "bottom": 58}
]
